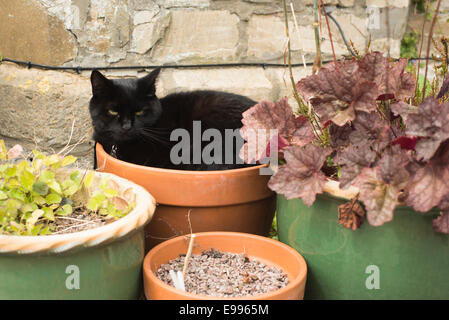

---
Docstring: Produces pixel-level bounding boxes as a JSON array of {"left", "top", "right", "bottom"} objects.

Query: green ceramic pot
[
  {"left": 277, "top": 189, "right": 449, "bottom": 300},
  {"left": 0, "top": 172, "right": 156, "bottom": 300}
]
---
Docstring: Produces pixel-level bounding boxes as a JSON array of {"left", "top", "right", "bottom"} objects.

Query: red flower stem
[
  {"left": 415, "top": 0, "right": 430, "bottom": 94},
  {"left": 319, "top": 1, "right": 337, "bottom": 67},
  {"left": 423, "top": 0, "right": 442, "bottom": 98}
]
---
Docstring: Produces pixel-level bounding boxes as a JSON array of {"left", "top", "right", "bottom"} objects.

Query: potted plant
[
  {"left": 0, "top": 141, "right": 156, "bottom": 299},
  {"left": 96, "top": 144, "right": 275, "bottom": 250},
  {"left": 142, "top": 231, "right": 307, "bottom": 300},
  {"left": 238, "top": 49, "right": 449, "bottom": 299}
]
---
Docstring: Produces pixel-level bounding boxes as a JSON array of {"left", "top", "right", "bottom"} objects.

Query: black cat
[{"left": 89, "top": 68, "right": 257, "bottom": 170}]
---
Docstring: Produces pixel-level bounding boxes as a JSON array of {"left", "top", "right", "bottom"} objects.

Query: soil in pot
[
  {"left": 143, "top": 231, "right": 307, "bottom": 300},
  {"left": 156, "top": 248, "right": 289, "bottom": 298},
  {"left": 49, "top": 208, "right": 112, "bottom": 234}
]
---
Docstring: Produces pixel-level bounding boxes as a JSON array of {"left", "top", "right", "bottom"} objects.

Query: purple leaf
[
  {"left": 268, "top": 145, "right": 332, "bottom": 206},
  {"left": 404, "top": 97, "right": 449, "bottom": 161},
  {"left": 297, "top": 59, "right": 378, "bottom": 126},
  {"left": 378, "top": 145, "right": 411, "bottom": 185},
  {"left": 433, "top": 211, "right": 449, "bottom": 234},
  {"left": 437, "top": 74, "right": 449, "bottom": 99},
  {"left": 358, "top": 52, "right": 415, "bottom": 100},
  {"left": 335, "top": 144, "right": 377, "bottom": 189},
  {"left": 405, "top": 140, "right": 449, "bottom": 212},
  {"left": 353, "top": 167, "right": 402, "bottom": 227},
  {"left": 239, "top": 98, "right": 315, "bottom": 163}
]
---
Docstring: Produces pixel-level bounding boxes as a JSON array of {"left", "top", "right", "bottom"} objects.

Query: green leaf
[
  {"left": 62, "top": 155, "right": 77, "bottom": 167},
  {"left": 33, "top": 181, "right": 49, "bottom": 196},
  {"left": 30, "top": 224, "right": 43, "bottom": 236},
  {"left": 42, "top": 207, "right": 55, "bottom": 221},
  {"left": 5, "top": 166, "right": 17, "bottom": 177},
  {"left": 103, "top": 188, "right": 118, "bottom": 198},
  {"left": 0, "top": 190, "right": 7, "bottom": 200},
  {"left": 21, "top": 203, "right": 36, "bottom": 213},
  {"left": 61, "top": 179, "right": 80, "bottom": 196},
  {"left": 32, "top": 150, "right": 46, "bottom": 160},
  {"left": 0, "top": 140, "right": 7, "bottom": 160},
  {"left": 87, "top": 198, "right": 100, "bottom": 211},
  {"left": 33, "top": 195, "right": 46, "bottom": 205},
  {"left": 26, "top": 209, "right": 44, "bottom": 231},
  {"left": 9, "top": 189, "right": 26, "bottom": 202},
  {"left": 19, "top": 169, "right": 36, "bottom": 191},
  {"left": 39, "top": 170, "right": 55, "bottom": 183},
  {"left": 84, "top": 171, "right": 94, "bottom": 189},
  {"left": 47, "top": 180, "right": 62, "bottom": 194},
  {"left": 70, "top": 170, "right": 82, "bottom": 184},
  {"left": 45, "top": 193, "right": 62, "bottom": 205},
  {"left": 5, "top": 198, "right": 21, "bottom": 210},
  {"left": 55, "top": 204, "right": 72, "bottom": 216}
]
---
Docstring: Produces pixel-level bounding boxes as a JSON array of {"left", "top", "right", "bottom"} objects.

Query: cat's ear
[
  {"left": 138, "top": 68, "right": 161, "bottom": 95},
  {"left": 91, "top": 70, "right": 112, "bottom": 98}
]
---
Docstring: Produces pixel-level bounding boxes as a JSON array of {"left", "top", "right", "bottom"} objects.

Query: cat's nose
[{"left": 122, "top": 120, "right": 132, "bottom": 131}]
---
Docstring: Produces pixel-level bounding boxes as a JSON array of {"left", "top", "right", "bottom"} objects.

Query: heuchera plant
[{"left": 240, "top": 51, "right": 449, "bottom": 234}]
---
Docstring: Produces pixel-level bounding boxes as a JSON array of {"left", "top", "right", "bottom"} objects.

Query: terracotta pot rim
[
  {"left": 96, "top": 143, "right": 269, "bottom": 176},
  {"left": 143, "top": 231, "right": 307, "bottom": 300}
]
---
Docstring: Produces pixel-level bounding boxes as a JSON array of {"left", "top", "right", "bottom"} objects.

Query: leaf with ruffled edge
[
  {"left": 405, "top": 140, "right": 449, "bottom": 212},
  {"left": 338, "top": 196, "right": 365, "bottom": 231},
  {"left": 433, "top": 211, "right": 449, "bottom": 234},
  {"left": 239, "top": 98, "right": 314, "bottom": 163},
  {"left": 297, "top": 59, "right": 378, "bottom": 126},
  {"left": 358, "top": 51, "right": 415, "bottom": 100},
  {"left": 353, "top": 168, "right": 400, "bottom": 227},
  {"left": 268, "top": 145, "right": 332, "bottom": 206},
  {"left": 352, "top": 146, "right": 410, "bottom": 226},
  {"left": 335, "top": 144, "right": 377, "bottom": 189},
  {"left": 404, "top": 97, "right": 449, "bottom": 161}
]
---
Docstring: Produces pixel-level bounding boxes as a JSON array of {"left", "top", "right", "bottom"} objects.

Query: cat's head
[{"left": 89, "top": 68, "right": 162, "bottom": 143}]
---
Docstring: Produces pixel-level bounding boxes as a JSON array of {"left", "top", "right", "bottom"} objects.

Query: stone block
[
  {"left": 0, "top": 0, "right": 77, "bottom": 65},
  {"left": 157, "top": 67, "right": 273, "bottom": 102},
  {"left": 152, "top": 10, "right": 240, "bottom": 63},
  {"left": 0, "top": 63, "right": 93, "bottom": 155}
]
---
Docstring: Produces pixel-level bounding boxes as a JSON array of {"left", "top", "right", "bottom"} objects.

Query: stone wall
[{"left": 0, "top": 0, "right": 418, "bottom": 165}]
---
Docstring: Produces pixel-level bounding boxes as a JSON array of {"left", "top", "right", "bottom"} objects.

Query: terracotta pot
[
  {"left": 143, "top": 231, "right": 307, "bottom": 300},
  {"left": 96, "top": 143, "right": 276, "bottom": 249}
]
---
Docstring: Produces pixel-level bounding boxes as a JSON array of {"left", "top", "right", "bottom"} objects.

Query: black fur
[{"left": 89, "top": 68, "right": 256, "bottom": 170}]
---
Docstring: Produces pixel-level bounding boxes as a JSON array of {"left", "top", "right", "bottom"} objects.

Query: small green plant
[
  {"left": 0, "top": 140, "right": 134, "bottom": 236},
  {"left": 400, "top": 31, "right": 419, "bottom": 59}
]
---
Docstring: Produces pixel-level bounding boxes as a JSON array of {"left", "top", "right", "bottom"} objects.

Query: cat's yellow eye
[
  {"left": 108, "top": 110, "right": 118, "bottom": 116},
  {"left": 136, "top": 110, "right": 144, "bottom": 116}
]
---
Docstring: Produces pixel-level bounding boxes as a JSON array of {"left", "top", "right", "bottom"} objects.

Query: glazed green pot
[
  {"left": 0, "top": 172, "right": 156, "bottom": 300},
  {"left": 0, "top": 230, "right": 145, "bottom": 299},
  {"left": 277, "top": 191, "right": 449, "bottom": 300}
]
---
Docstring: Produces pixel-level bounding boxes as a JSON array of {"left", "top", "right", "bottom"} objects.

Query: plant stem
[
  {"left": 423, "top": 0, "right": 442, "bottom": 98},
  {"left": 416, "top": 0, "right": 430, "bottom": 92},
  {"left": 282, "top": 0, "right": 325, "bottom": 145},
  {"left": 282, "top": 0, "right": 307, "bottom": 115},
  {"left": 313, "top": 0, "right": 322, "bottom": 74},
  {"left": 319, "top": 1, "right": 337, "bottom": 66}
]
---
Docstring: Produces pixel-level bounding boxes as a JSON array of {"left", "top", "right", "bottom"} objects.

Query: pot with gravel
[
  {"left": 143, "top": 231, "right": 307, "bottom": 300},
  {"left": 0, "top": 141, "right": 156, "bottom": 299}
]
